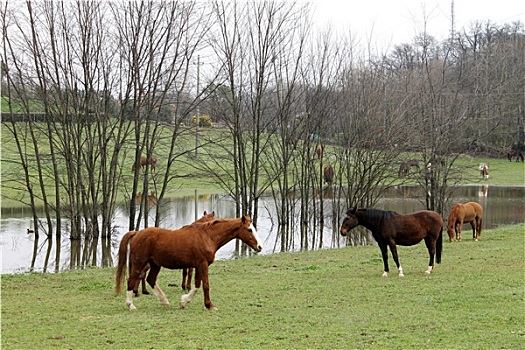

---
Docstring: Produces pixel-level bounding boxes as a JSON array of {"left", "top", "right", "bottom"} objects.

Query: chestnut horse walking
[
  {"left": 340, "top": 208, "right": 443, "bottom": 277},
  {"left": 447, "top": 202, "right": 483, "bottom": 242},
  {"left": 115, "top": 216, "right": 262, "bottom": 311},
  {"left": 134, "top": 211, "right": 216, "bottom": 296}
]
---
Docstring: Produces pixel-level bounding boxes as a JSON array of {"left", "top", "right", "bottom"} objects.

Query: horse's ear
[
  {"left": 203, "top": 211, "right": 207, "bottom": 215},
  {"left": 242, "top": 215, "right": 247, "bottom": 224},
  {"left": 347, "top": 207, "right": 356, "bottom": 215}
]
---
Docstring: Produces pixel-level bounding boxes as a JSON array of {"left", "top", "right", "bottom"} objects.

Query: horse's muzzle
[
  {"left": 340, "top": 228, "right": 348, "bottom": 236},
  {"left": 255, "top": 245, "right": 262, "bottom": 252}
]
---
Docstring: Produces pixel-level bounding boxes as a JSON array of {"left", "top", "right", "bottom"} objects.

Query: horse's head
[
  {"left": 238, "top": 215, "right": 262, "bottom": 252},
  {"left": 340, "top": 208, "right": 359, "bottom": 236},
  {"left": 195, "top": 210, "right": 215, "bottom": 224}
]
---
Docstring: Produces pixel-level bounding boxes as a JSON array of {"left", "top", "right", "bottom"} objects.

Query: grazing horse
[
  {"left": 446, "top": 202, "right": 483, "bottom": 242},
  {"left": 324, "top": 165, "right": 334, "bottom": 184},
  {"left": 340, "top": 208, "right": 443, "bottom": 277},
  {"left": 315, "top": 144, "right": 323, "bottom": 161},
  {"left": 479, "top": 163, "right": 489, "bottom": 180},
  {"left": 134, "top": 211, "right": 216, "bottom": 297},
  {"left": 134, "top": 192, "right": 158, "bottom": 206},
  {"left": 116, "top": 216, "right": 262, "bottom": 311},
  {"left": 132, "top": 156, "right": 157, "bottom": 171},
  {"left": 507, "top": 149, "right": 524, "bottom": 162}
]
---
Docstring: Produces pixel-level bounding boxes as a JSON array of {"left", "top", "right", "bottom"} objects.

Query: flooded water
[{"left": 1, "top": 185, "right": 523, "bottom": 274}]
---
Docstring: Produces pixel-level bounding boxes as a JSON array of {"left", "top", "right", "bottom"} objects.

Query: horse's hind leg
[
  {"left": 146, "top": 263, "right": 170, "bottom": 308},
  {"left": 181, "top": 268, "right": 188, "bottom": 290},
  {"left": 476, "top": 217, "right": 482, "bottom": 241},
  {"left": 388, "top": 242, "right": 404, "bottom": 277},
  {"left": 126, "top": 268, "right": 142, "bottom": 311},
  {"left": 470, "top": 221, "right": 477, "bottom": 240},
  {"left": 424, "top": 236, "right": 436, "bottom": 275}
]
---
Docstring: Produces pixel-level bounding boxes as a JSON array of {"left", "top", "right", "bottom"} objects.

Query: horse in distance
[
  {"left": 115, "top": 215, "right": 262, "bottom": 311},
  {"left": 340, "top": 208, "right": 443, "bottom": 277},
  {"left": 507, "top": 149, "right": 524, "bottom": 162},
  {"left": 132, "top": 156, "right": 157, "bottom": 171}
]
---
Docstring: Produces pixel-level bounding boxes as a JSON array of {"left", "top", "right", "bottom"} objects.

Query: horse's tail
[
  {"left": 436, "top": 225, "right": 443, "bottom": 264},
  {"left": 115, "top": 230, "right": 137, "bottom": 295}
]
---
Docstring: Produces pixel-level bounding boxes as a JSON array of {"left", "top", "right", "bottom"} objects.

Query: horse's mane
[{"left": 362, "top": 208, "right": 397, "bottom": 222}]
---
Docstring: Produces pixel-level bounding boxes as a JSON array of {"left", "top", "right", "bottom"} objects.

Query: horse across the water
[
  {"left": 479, "top": 163, "right": 489, "bottom": 180},
  {"left": 447, "top": 202, "right": 483, "bottom": 242},
  {"left": 340, "top": 208, "right": 443, "bottom": 277},
  {"left": 324, "top": 165, "right": 334, "bottom": 184},
  {"left": 507, "top": 149, "right": 524, "bottom": 162},
  {"left": 115, "top": 215, "right": 262, "bottom": 311},
  {"left": 133, "top": 211, "right": 216, "bottom": 297}
]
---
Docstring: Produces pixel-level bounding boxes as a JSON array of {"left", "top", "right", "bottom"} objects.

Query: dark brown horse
[
  {"left": 398, "top": 159, "right": 420, "bottom": 177},
  {"left": 446, "top": 202, "right": 483, "bottom": 242},
  {"left": 116, "top": 216, "right": 262, "bottom": 311},
  {"left": 507, "top": 149, "right": 524, "bottom": 162},
  {"left": 132, "top": 156, "right": 157, "bottom": 171},
  {"left": 340, "top": 208, "right": 443, "bottom": 277},
  {"left": 133, "top": 211, "right": 216, "bottom": 297}
]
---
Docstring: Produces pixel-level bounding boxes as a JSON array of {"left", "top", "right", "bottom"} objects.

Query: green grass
[{"left": 2, "top": 224, "right": 523, "bottom": 349}]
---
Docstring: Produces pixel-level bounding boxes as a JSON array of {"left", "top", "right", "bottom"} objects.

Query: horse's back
[
  {"left": 462, "top": 202, "right": 483, "bottom": 220},
  {"left": 465, "top": 201, "right": 483, "bottom": 214},
  {"left": 387, "top": 210, "right": 442, "bottom": 245},
  {"left": 130, "top": 226, "right": 210, "bottom": 268}
]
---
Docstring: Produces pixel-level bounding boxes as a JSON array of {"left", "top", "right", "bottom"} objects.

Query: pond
[{"left": 1, "top": 185, "right": 524, "bottom": 274}]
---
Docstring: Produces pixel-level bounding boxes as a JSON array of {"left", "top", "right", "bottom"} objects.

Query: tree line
[{"left": 1, "top": 2, "right": 523, "bottom": 252}]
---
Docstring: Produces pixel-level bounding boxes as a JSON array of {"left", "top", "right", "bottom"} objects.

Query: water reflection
[{"left": 1, "top": 185, "right": 524, "bottom": 274}]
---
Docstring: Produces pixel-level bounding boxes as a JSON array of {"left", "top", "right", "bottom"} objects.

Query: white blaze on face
[{"left": 249, "top": 222, "right": 262, "bottom": 251}]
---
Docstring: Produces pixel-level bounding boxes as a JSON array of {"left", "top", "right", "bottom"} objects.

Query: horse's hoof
[
  {"left": 179, "top": 303, "right": 186, "bottom": 309},
  {"left": 381, "top": 272, "right": 388, "bottom": 277},
  {"left": 399, "top": 273, "right": 405, "bottom": 277},
  {"left": 128, "top": 304, "right": 137, "bottom": 311},
  {"left": 163, "top": 303, "right": 170, "bottom": 308}
]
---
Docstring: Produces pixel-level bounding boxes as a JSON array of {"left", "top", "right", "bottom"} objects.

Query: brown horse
[
  {"left": 132, "top": 156, "right": 157, "bottom": 171},
  {"left": 115, "top": 216, "right": 262, "bottom": 311},
  {"left": 340, "top": 208, "right": 443, "bottom": 277},
  {"left": 398, "top": 159, "right": 420, "bottom": 177},
  {"left": 134, "top": 211, "right": 216, "bottom": 297},
  {"left": 315, "top": 144, "right": 323, "bottom": 161},
  {"left": 507, "top": 149, "right": 524, "bottom": 162},
  {"left": 446, "top": 202, "right": 483, "bottom": 242},
  {"left": 324, "top": 165, "right": 334, "bottom": 184}
]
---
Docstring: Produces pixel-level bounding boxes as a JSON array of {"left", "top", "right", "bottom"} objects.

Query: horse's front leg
[
  {"left": 388, "top": 242, "right": 404, "bottom": 277},
  {"left": 457, "top": 221, "right": 464, "bottom": 241},
  {"left": 200, "top": 264, "right": 217, "bottom": 310}
]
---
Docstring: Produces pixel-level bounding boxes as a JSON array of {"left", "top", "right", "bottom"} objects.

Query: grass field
[{"left": 2, "top": 224, "right": 523, "bottom": 349}]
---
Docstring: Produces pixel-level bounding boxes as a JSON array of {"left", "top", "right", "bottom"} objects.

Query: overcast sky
[{"left": 312, "top": 0, "right": 525, "bottom": 51}]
